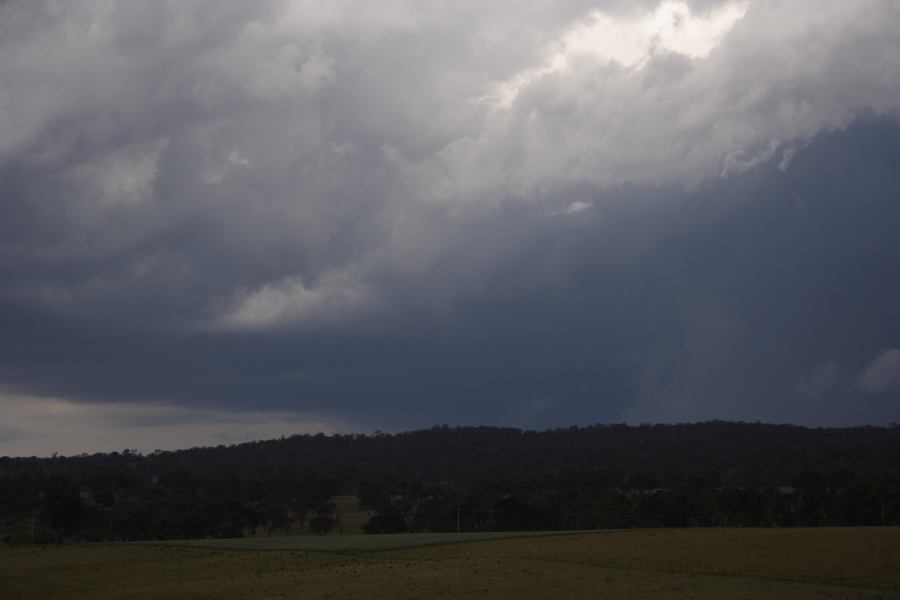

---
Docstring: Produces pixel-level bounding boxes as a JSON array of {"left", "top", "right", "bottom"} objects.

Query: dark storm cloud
[
  {"left": 1, "top": 1, "right": 900, "bottom": 453},
  {"left": 3, "top": 120, "right": 900, "bottom": 431}
]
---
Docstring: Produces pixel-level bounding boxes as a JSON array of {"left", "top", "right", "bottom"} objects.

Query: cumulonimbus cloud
[
  {"left": 0, "top": 1, "right": 899, "bottom": 435},
  {"left": 2, "top": 1, "right": 899, "bottom": 331}
]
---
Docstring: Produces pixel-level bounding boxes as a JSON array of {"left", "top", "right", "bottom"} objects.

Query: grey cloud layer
[{"left": 1, "top": 1, "right": 899, "bottom": 437}]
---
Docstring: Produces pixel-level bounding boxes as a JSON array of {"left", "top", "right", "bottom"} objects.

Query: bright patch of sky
[
  {"left": 490, "top": 1, "right": 748, "bottom": 107},
  {"left": 0, "top": 391, "right": 351, "bottom": 457}
]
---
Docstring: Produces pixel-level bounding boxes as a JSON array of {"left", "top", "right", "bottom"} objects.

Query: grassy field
[
  {"left": 1, "top": 528, "right": 898, "bottom": 599},
  {"left": 141, "top": 530, "right": 585, "bottom": 552}
]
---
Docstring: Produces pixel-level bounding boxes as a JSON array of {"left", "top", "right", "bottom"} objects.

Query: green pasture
[{"left": 140, "top": 530, "right": 586, "bottom": 552}]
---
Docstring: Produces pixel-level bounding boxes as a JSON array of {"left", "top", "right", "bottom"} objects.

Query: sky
[{"left": 1, "top": 0, "right": 900, "bottom": 456}]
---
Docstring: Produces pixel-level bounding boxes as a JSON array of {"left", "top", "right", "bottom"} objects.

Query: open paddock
[{"left": 1, "top": 527, "right": 897, "bottom": 599}]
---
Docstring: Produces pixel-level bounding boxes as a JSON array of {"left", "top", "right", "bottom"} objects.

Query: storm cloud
[{"left": 1, "top": 1, "right": 900, "bottom": 454}]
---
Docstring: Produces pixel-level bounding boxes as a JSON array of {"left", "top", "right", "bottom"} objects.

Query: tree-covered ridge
[
  {"left": 5, "top": 422, "right": 899, "bottom": 484},
  {"left": 1, "top": 422, "right": 899, "bottom": 542}
]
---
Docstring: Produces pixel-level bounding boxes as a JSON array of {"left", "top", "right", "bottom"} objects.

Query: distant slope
[{"left": 3, "top": 422, "right": 899, "bottom": 487}]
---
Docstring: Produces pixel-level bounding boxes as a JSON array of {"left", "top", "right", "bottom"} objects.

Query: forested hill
[
  {"left": 3, "top": 422, "right": 899, "bottom": 487},
  {"left": 4, "top": 422, "right": 900, "bottom": 543}
]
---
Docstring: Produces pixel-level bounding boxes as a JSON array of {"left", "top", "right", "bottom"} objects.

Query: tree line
[
  {"left": 0, "top": 471, "right": 340, "bottom": 544},
  {"left": 358, "top": 470, "right": 900, "bottom": 534},
  {"left": 2, "top": 422, "right": 899, "bottom": 543}
]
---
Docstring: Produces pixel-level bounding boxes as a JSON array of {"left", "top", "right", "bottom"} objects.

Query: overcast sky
[{"left": 2, "top": 0, "right": 900, "bottom": 456}]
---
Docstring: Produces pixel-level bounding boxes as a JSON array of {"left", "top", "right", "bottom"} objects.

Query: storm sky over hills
[{"left": 1, "top": 1, "right": 899, "bottom": 455}]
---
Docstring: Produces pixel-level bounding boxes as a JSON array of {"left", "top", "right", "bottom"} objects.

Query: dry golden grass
[{"left": 1, "top": 528, "right": 897, "bottom": 599}]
